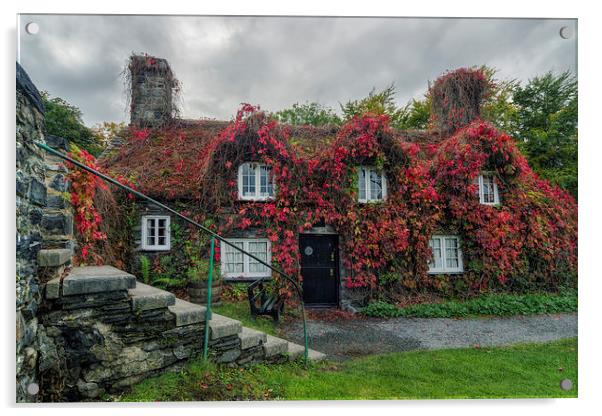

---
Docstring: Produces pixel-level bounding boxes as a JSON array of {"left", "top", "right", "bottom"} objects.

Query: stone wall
[
  {"left": 129, "top": 55, "right": 177, "bottom": 127},
  {"left": 38, "top": 266, "right": 305, "bottom": 401},
  {"left": 16, "top": 62, "right": 48, "bottom": 402}
]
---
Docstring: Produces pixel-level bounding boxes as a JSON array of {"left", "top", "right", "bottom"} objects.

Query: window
[
  {"left": 238, "top": 163, "right": 275, "bottom": 201},
  {"left": 358, "top": 167, "right": 387, "bottom": 202},
  {"left": 141, "top": 215, "right": 171, "bottom": 251},
  {"left": 221, "top": 238, "right": 271, "bottom": 279},
  {"left": 428, "top": 235, "right": 463, "bottom": 274},
  {"left": 477, "top": 174, "right": 500, "bottom": 205}
]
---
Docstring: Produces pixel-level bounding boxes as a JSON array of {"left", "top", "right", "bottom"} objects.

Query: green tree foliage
[
  {"left": 41, "top": 91, "right": 104, "bottom": 155},
  {"left": 510, "top": 72, "right": 578, "bottom": 198},
  {"left": 340, "top": 84, "right": 406, "bottom": 127},
  {"left": 272, "top": 102, "right": 341, "bottom": 126}
]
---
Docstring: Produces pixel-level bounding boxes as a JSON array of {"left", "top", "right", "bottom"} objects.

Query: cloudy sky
[{"left": 18, "top": 15, "right": 577, "bottom": 127}]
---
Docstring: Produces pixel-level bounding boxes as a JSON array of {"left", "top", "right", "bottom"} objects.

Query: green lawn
[
  {"left": 117, "top": 338, "right": 577, "bottom": 401},
  {"left": 212, "top": 301, "right": 279, "bottom": 335}
]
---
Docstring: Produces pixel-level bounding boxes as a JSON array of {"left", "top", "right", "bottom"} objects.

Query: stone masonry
[
  {"left": 16, "top": 62, "right": 47, "bottom": 402},
  {"left": 129, "top": 55, "right": 177, "bottom": 127},
  {"left": 40, "top": 265, "right": 324, "bottom": 401}
]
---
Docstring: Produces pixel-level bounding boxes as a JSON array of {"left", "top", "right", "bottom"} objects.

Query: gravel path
[{"left": 280, "top": 313, "right": 577, "bottom": 361}]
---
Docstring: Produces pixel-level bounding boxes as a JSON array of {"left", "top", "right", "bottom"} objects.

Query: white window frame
[
  {"left": 477, "top": 173, "right": 500, "bottom": 205},
  {"left": 220, "top": 238, "right": 272, "bottom": 280},
  {"left": 358, "top": 166, "right": 387, "bottom": 203},
  {"left": 427, "top": 235, "right": 464, "bottom": 274},
  {"left": 237, "top": 162, "right": 275, "bottom": 201},
  {"left": 141, "top": 215, "right": 171, "bottom": 251}
]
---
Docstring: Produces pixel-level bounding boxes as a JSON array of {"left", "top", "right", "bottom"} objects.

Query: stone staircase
[{"left": 43, "top": 265, "right": 324, "bottom": 398}]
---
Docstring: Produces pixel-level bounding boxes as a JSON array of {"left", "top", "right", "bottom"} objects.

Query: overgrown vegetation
[
  {"left": 118, "top": 338, "right": 577, "bottom": 401},
  {"left": 361, "top": 292, "right": 577, "bottom": 318},
  {"left": 41, "top": 92, "right": 104, "bottom": 156}
]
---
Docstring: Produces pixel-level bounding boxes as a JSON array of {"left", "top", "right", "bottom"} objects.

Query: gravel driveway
[{"left": 280, "top": 313, "right": 577, "bottom": 361}]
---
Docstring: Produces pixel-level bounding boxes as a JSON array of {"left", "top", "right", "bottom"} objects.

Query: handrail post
[{"left": 202, "top": 236, "right": 215, "bottom": 360}]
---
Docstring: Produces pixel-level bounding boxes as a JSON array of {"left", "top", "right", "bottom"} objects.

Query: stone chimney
[
  {"left": 128, "top": 54, "right": 178, "bottom": 127},
  {"left": 430, "top": 68, "right": 490, "bottom": 136}
]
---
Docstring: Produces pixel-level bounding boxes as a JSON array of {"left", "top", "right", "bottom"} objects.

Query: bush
[{"left": 361, "top": 292, "right": 577, "bottom": 318}]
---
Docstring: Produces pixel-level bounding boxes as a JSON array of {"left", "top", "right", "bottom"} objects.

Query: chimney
[
  {"left": 430, "top": 68, "right": 490, "bottom": 136},
  {"left": 128, "top": 54, "right": 178, "bottom": 127}
]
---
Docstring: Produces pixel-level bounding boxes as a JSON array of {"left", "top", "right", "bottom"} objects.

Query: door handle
[{"left": 330, "top": 268, "right": 334, "bottom": 277}]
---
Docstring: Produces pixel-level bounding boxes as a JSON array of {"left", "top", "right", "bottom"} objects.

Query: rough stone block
[
  {"left": 168, "top": 298, "right": 206, "bottom": 326},
  {"left": 29, "top": 178, "right": 47, "bottom": 206},
  {"left": 42, "top": 213, "right": 72, "bottom": 235},
  {"left": 62, "top": 266, "right": 136, "bottom": 296},
  {"left": 239, "top": 327, "right": 267, "bottom": 350},
  {"left": 262, "top": 335, "right": 288, "bottom": 358},
  {"left": 38, "top": 248, "right": 72, "bottom": 267},
  {"left": 45, "top": 278, "right": 61, "bottom": 299},
  {"left": 209, "top": 314, "right": 242, "bottom": 340},
  {"left": 129, "top": 282, "right": 176, "bottom": 311}
]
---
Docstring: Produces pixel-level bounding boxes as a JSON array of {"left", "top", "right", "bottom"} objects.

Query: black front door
[{"left": 299, "top": 234, "right": 339, "bottom": 307}]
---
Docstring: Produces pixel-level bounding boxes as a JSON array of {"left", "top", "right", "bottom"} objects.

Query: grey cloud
[{"left": 19, "top": 15, "right": 576, "bottom": 126}]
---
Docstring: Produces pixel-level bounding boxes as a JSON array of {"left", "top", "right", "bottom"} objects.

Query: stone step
[
  {"left": 61, "top": 266, "right": 136, "bottom": 296},
  {"left": 38, "top": 248, "right": 71, "bottom": 267},
  {"left": 285, "top": 342, "right": 327, "bottom": 362},
  {"left": 238, "top": 327, "right": 268, "bottom": 350},
  {"left": 208, "top": 313, "right": 243, "bottom": 340},
  {"left": 263, "top": 335, "right": 288, "bottom": 358},
  {"left": 129, "top": 282, "right": 176, "bottom": 311},
  {"left": 168, "top": 298, "right": 206, "bottom": 327}
]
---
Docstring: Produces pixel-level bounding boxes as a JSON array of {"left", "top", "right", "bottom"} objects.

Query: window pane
[
  {"left": 242, "top": 164, "right": 256, "bottom": 196},
  {"left": 369, "top": 169, "right": 383, "bottom": 200},
  {"left": 224, "top": 241, "right": 244, "bottom": 273},
  {"left": 248, "top": 241, "right": 268, "bottom": 273},
  {"left": 259, "top": 166, "right": 273, "bottom": 197},
  {"left": 482, "top": 175, "right": 495, "bottom": 203},
  {"left": 429, "top": 238, "right": 442, "bottom": 269},
  {"left": 359, "top": 168, "right": 367, "bottom": 200},
  {"left": 147, "top": 218, "right": 155, "bottom": 246},
  {"left": 445, "top": 238, "right": 459, "bottom": 268}
]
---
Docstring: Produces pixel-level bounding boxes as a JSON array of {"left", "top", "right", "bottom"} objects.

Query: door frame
[{"left": 299, "top": 232, "right": 340, "bottom": 308}]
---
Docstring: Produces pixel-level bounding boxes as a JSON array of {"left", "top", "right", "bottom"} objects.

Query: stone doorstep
[
  {"left": 239, "top": 327, "right": 268, "bottom": 350},
  {"left": 209, "top": 313, "right": 243, "bottom": 340},
  {"left": 263, "top": 335, "right": 289, "bottom": 357},
  {"left": 38, "top": 248, "right": 71, "bottom": 267},
  {"left": 168, "top": 298, "right": 206, "bottom": 327},
  {"left": 129, "top": 282, "right": 176, "bottom": 311},
  {"left": 62, "top": 266, "right": 136, "bottom": 296}
]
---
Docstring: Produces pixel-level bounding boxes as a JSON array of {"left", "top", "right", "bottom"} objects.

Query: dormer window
[
  {"left": 358, "top": 166, "right": 387, "bottom": 203},
  {"left": 238, "top": 163, "right": 275, "bottom": 201},
  {"left": 477, "top": 173, "right": 500, "bottom": 205}
]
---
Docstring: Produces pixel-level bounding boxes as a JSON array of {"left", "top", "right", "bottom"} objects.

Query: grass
[
  {"left": 361, "top": 292, "right": 578, "bottom": 318},
  {"left": 117, "top": 338, "right": 577, "bottom": 401},
  {"left": 213, "top": 301, "right": 279, "bottom": 335}
]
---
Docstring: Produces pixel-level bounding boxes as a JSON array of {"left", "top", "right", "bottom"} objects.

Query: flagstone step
[
  {"left": 168, "top": 298, "right": 206, "bottom": 326},
  {"left": 263, "top": 335, "right": 289, "bottom": 357},
  {"left": 60, "top": 266, "right": 136, "bottom": 296},
  {"left": 129, "top": 282, "right": 176, "bottom": 311},
  {"left": 286, "top": 341, "right": 327, "bottom": 362},
  {"left": 239, "top": 327, "right": 268, "bottom": 349},
  {"left": 208, "top": 313, "right": 243, "bottom": 340}
]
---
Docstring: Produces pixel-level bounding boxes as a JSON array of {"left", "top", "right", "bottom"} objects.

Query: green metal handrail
[{"left": 35, "top": 141, "right": 310, "bottom": 363}]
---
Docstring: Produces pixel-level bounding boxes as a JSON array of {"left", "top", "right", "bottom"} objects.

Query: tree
[
  {"left": 510, "top": 72, "right": 577, "bottom": 198},
  {"left": 272, "top": 102, "right": 341, "bottom": 126},
  {"left": 340, "top": 83, "right": 406, "bottom": 127},
  {"left": 41, "top": 92, "right": 104, "bottom": 155}
]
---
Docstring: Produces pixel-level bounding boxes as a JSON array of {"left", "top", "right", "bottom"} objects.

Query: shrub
[{"left": 361, "top": 292, "right": 577, "bottom": 318}]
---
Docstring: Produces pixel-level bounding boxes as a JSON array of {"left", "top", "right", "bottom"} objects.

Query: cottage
[{"left": 99, "top": 55, "right": 577, "bottom": 310}]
